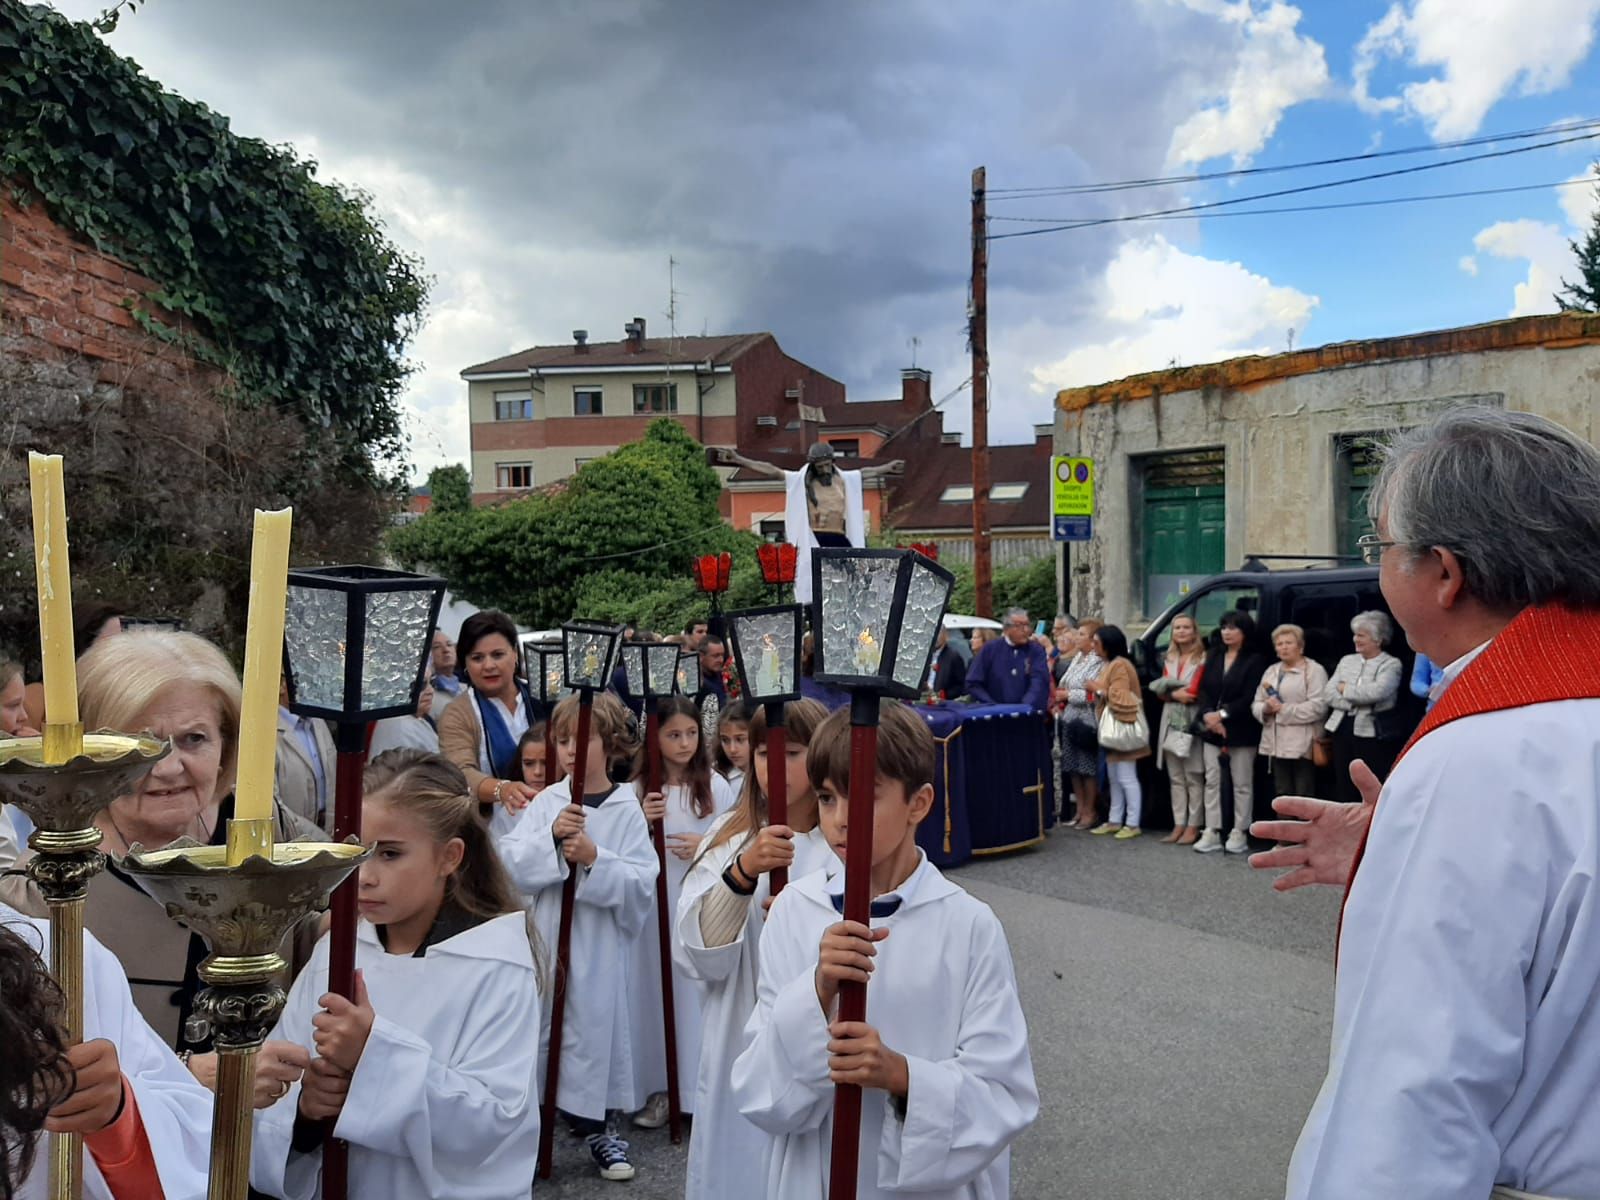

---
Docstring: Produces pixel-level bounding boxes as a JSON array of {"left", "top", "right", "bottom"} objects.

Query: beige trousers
[
  {"left": 1202, "top": 743, "right": 1256, "bottom": 834},
  {"left": 1164, "top": 750, "right": 1204, "bottom": 827}
]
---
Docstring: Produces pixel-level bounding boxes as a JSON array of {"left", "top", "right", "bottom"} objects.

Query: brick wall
[{"left": 0, "top": 190, "right": 224, "bottom": 393}]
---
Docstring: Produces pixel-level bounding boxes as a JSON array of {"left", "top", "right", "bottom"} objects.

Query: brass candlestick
[
  {"left": 0, "top": 728, "right": 169, "bottom": 1200},
  {"left": 121, "top": 831, "right": 369, "bottom": 1200}
]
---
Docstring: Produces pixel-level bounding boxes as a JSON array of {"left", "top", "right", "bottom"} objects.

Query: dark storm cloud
[{"left": 52, "top": 0, "right": 1246, "bottom": 451}]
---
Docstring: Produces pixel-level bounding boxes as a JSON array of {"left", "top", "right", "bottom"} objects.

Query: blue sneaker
[{"left": 586, "top": 1132, "right": 636, "bottom": 1181}]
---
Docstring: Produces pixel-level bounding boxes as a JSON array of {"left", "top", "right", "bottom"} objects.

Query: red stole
[{"left": 1340, "top": 603, "right": 1600, "bottom": 931}]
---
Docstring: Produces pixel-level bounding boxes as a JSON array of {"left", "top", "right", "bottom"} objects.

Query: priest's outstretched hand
[
  {"left": 45, "top": 1039, "right": 123, "bottom": 1134},
  {"left": 1248, "top": 759, "right": 1382, "bottom": 891},
  {"left": 313, "top": 969, "right": 375, "bottom": 1072}
]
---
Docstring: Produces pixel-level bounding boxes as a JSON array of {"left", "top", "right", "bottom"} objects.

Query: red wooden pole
[
  {"left": 322, "top": 724, "right": 369, "bottom": 1200},
  {"left": 537, "top": 693, "right": 593, "bottom": 1180},
  {"left": 645, "top": 708, "right": 683, "bottom": 1143},
  {"left": 827, "top": 691, "right": 881, "bottom": 1200},
  {"left": 764, "top": 701, "right": 789, "bottom": 896}
]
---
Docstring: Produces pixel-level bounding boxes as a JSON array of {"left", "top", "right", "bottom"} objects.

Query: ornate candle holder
[
  {"left": 0, "top": 728, "right": 169, "bottom": 1200},
  {"left": 121, "top": 836, "right": 370, "bottom": 1200}
]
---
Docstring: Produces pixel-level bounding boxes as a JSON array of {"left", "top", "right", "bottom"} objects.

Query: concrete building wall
[{"left": 1054, "top": 316, "right": 1600, "bottom": 625}]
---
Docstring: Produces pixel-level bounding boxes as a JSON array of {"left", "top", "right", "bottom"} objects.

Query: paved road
[{"left": 538, "top": 824, "right": 1344, "bottom": 1199}]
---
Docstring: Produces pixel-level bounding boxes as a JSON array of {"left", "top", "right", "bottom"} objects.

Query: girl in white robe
[
  {"left": 251, "top": 750, "right": 543, "bottom": 1200},
  {"left": 494, "top": 692, "right": 657, "bottom": 1181},
  {"left": 714, "top": 700, "right": 752, "bottom": 798},
  {"left": 672, "top": 698, "right": 835, "bottom": 1200},
  {"left": 627, "top": 696, "right": 738, "bottom": 1125},
  {"left": 3, "top": 903, "right": 213, "bottom": 1200}
]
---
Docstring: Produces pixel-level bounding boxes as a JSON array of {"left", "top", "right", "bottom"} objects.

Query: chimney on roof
[
  {"left": 573, "top": 329, "right": 589, "bottom": 353},
  {"left": 901, "top": 367, "right": 931, "bottom": 411},
  {"left": 625, "top": 316, "right": 647, "bottom": 351}
]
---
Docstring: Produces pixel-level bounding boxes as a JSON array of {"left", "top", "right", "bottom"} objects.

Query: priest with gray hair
[{"left": 1251, "top": 406, "right": 1600, "bottom": 1200}]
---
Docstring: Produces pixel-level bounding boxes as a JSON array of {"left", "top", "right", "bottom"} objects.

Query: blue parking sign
[{"left": 1054, "top": 515, "right": 1092, "bottom": 542}]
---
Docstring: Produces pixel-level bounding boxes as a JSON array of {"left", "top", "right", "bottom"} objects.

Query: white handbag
[{"left": 1097, "top": 706, "right": 1150, "bottom": 754}]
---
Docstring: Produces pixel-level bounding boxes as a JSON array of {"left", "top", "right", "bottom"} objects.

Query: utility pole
[{"left": 970, "top": 165, "right": 993, "bottom": 617}]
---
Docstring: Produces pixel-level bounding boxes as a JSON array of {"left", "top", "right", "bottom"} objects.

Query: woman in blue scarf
[{"left": 437, "top": 610, "right": 548, "bottom": 820}]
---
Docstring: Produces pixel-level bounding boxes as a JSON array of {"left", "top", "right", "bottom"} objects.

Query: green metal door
[
  {"left": 1335, "top": 435, "right": 1381, "bottom": 558},
  {"left": 1143, "top": 485, "right": 1225, "bottom": 614}
]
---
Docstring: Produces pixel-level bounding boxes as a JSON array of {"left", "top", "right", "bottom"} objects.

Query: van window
[
  {"left": 1150, "top": 585, "right": 1262, "bottom": 659},
  {"left": 1284, "top": 583, "right": 1390, "bottom": 673}
]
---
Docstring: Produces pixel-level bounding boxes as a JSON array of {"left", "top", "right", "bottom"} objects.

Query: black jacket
[
  {"left": 1196, "top": 647, "right": 1269, "bottom": 747},
  {"left": 931, "top": 644, "right": 967, "bottom": 698}
]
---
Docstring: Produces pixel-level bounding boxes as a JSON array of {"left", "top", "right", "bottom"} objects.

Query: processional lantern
[
  {"left": 538, "top": 619, "right": 626, "bottom": 1179},
  {"left": 810, "top": 547, "right": 954, "bottom": 1200},
  {"left": 521, "top": 636, "right": 569, "bottom": 706},
  {"left": 283, "top": 564, "right": 445, "bottom": 1200}
]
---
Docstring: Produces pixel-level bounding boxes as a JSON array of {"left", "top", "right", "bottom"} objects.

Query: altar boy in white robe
[
  {"left": 495, "top": 691, "right": 658, "bottom": 1182},
  {"left": 1248, "top": 408, "right": 1600, "bottom": 1200},
  {"left": 732, "top": 701, "right": 1038, "bottom": 1200},
  {"left": 2, "top": 902, "right": 212, "bottom": 1200},
  {"left": 251, "top": 751, "right": 541, "bottom": 1200}
]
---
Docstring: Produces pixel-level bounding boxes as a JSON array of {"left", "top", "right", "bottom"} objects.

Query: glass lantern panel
[
  {"left": 817, "top": 556, "right": 897, "bottom": 679},
  {"left": 541, "top": 652, "right": 568, "bottom": 703},
  {"left": 644, "top": 645, "right": 679, "bottom": 696},
  {"left": 733, "top": 611, "right": 798, "bottom": 699},
  {"left": 361, "top": 589, "right": 436, "bottom": 709},
  {"left": 675, "top": 655, "right": 698, "bottom": 696},
  {"left": 619, "top": 644, "right": 646, "bottom": 695},
  {"left": 285, "top": 586, "right": 349, "bottom": 710},
  {"left": 566, "top": 630, "right": 614, "bottom": 690},
  {"left": 891, "top": 561, "right": 952, "bottom": 693}
]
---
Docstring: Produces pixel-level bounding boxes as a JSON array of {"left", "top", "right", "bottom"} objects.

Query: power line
[
  {"left": 987, "top": 129, "right": 1600, "bottom": 241},
  {"left": 988, "top": 175, "right": 1598, "bottom": 226},
  {"left": 988, "top": 116, "right": 1600, "bottom": 199}
]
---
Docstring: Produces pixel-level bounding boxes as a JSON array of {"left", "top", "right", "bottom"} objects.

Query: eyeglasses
[{"left": 1356, "top": 534, "right": 1398, "bottom": 565}]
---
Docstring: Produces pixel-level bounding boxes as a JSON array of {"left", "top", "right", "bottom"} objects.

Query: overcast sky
[{"left": 44, "top": 0, "right": 1600, "bottom": 479}]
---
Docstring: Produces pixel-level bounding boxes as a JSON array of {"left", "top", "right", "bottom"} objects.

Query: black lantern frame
[
  {"left": 725, "top": 603, "right": 805, "bottom": 704},
  {"left": 640, "top": 642, "right": 681, "bottom": 700},
  {"left": 521, "top": 637, "right": 567, "bottom": 706},
  {"left": 561, "top": 621, "right": 625, "bottom": 693},
  {"left": 809, "top": 548, "right": 955, "bottom": 701},
  {"left": 284, "top": 565, "right": 446, "bottom": 724}
]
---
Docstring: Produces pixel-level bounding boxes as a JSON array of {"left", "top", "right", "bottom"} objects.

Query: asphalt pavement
[{"left": 535, "top": 821, "right": 1344, "bottom": 1199}]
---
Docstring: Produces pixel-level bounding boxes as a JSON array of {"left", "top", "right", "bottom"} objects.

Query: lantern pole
[
  {"left": 643, "top": 700, "right": 684, "bottom": 1143},
  {"left": 319, "top": 718, "right": 369, "bottom": 1200},
  {"left": 764, "top": 700, "right": 790, "bottom": 896},
  {"left": 827, "top": 687, "right": 883, "bottom": 1200}
]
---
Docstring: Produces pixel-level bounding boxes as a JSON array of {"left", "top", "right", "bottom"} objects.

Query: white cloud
[
  {"left": 1353, "top": 0, "right": 1600, "bottom": 139},
  {"left": 1026, "top": 235, "right": 1319, "bottom": 391},
  {"left": 1458, "top": 255, "right": 1479, "bottom": 276},
  {"left": 1468, "top": 167, "right": 1600, "bottom": 315},
  {"left": 1166, "top": 1, "right": 1330, "bottom": 166}
]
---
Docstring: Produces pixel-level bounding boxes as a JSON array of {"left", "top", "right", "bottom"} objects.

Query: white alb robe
[
  {"left": 731, "top": 852, "right": 1038, "bottom": 1200},
  {"left": 784, "top": 467, "right": 866, "bottom": 604},
  {"left": 2, "top": 904, "right": 212, "bottom": 1200},
  {"left": 1288, "top": 698, "right": 1600, "bottom": 1199},
  {"left": 675, "top": 811, "right": 835, "bottom": 1200},
  {"left": 626, "top": 775, "right": 738, "bottom": 1111},
  {"left": 494, "top": 776, "right": 657, "bottom": 1120},
  {"left": 250, "top": 912, "right": 540, "bottom": 1200}
]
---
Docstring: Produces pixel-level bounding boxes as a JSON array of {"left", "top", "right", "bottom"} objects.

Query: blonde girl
[{"left": 252, "top": 750, "right": 541, "bottom": 1200}]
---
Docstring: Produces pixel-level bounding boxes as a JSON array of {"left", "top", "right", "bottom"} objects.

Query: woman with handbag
[
  {"left": 1057, "top": 619, "right": 1104, "bottom": 829},
  {"left": 1321, "top": 610, "right": 1404, "bottom": 803},
  {"left": 1194, "top": 610, "right": 1269, "bottom": 855},
  {"left": 1084, "top": 625, "right": 1150, "bottom": 840},
  {"left": 1148, "top": 614, "right": 1206, "bottom": 845},
  {"left": 1252, "top": 624, "right": 1331, "bottom": 801}
]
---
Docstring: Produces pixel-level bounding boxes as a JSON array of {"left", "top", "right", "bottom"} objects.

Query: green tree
[
  {"left": 389, "top": 420, "right": 765, "bottom": 630},
  {"left": 426, "top": 464, "right": 471, "bottom": 515},
  {"left": 1558, "top": 171, "right": 1600, "bottom": 312}
]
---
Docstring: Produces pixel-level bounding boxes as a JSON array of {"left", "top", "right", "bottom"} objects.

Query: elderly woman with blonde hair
[
  {"left": 1, "top": 629, "right": 320, "bottom": 1109},
  {"left": 1321, "top": 610, "right": 1405, "bottom": 803},
  {"left": 1252, "top": 623, "right": 1330, "bottom": 801}
]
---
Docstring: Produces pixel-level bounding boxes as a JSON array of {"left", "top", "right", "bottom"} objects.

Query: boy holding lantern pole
[{"left": 731, "top": 701, "right": 1038, "bottom": 1200}]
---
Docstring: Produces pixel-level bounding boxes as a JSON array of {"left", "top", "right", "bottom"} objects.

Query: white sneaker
[
  {"left": 1193, "top": 830, "right": 1223, "bottom": 854},
  {"left": 633, "top": 1091, "right": 670, "bottom": 1129},
  {"left": 1224, "top": 829, "right": 1250, "bottom": 854}
]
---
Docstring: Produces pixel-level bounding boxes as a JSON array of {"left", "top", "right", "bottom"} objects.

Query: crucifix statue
[{"left": 711, "top": 442, "right": 905, "bottom": 601}]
